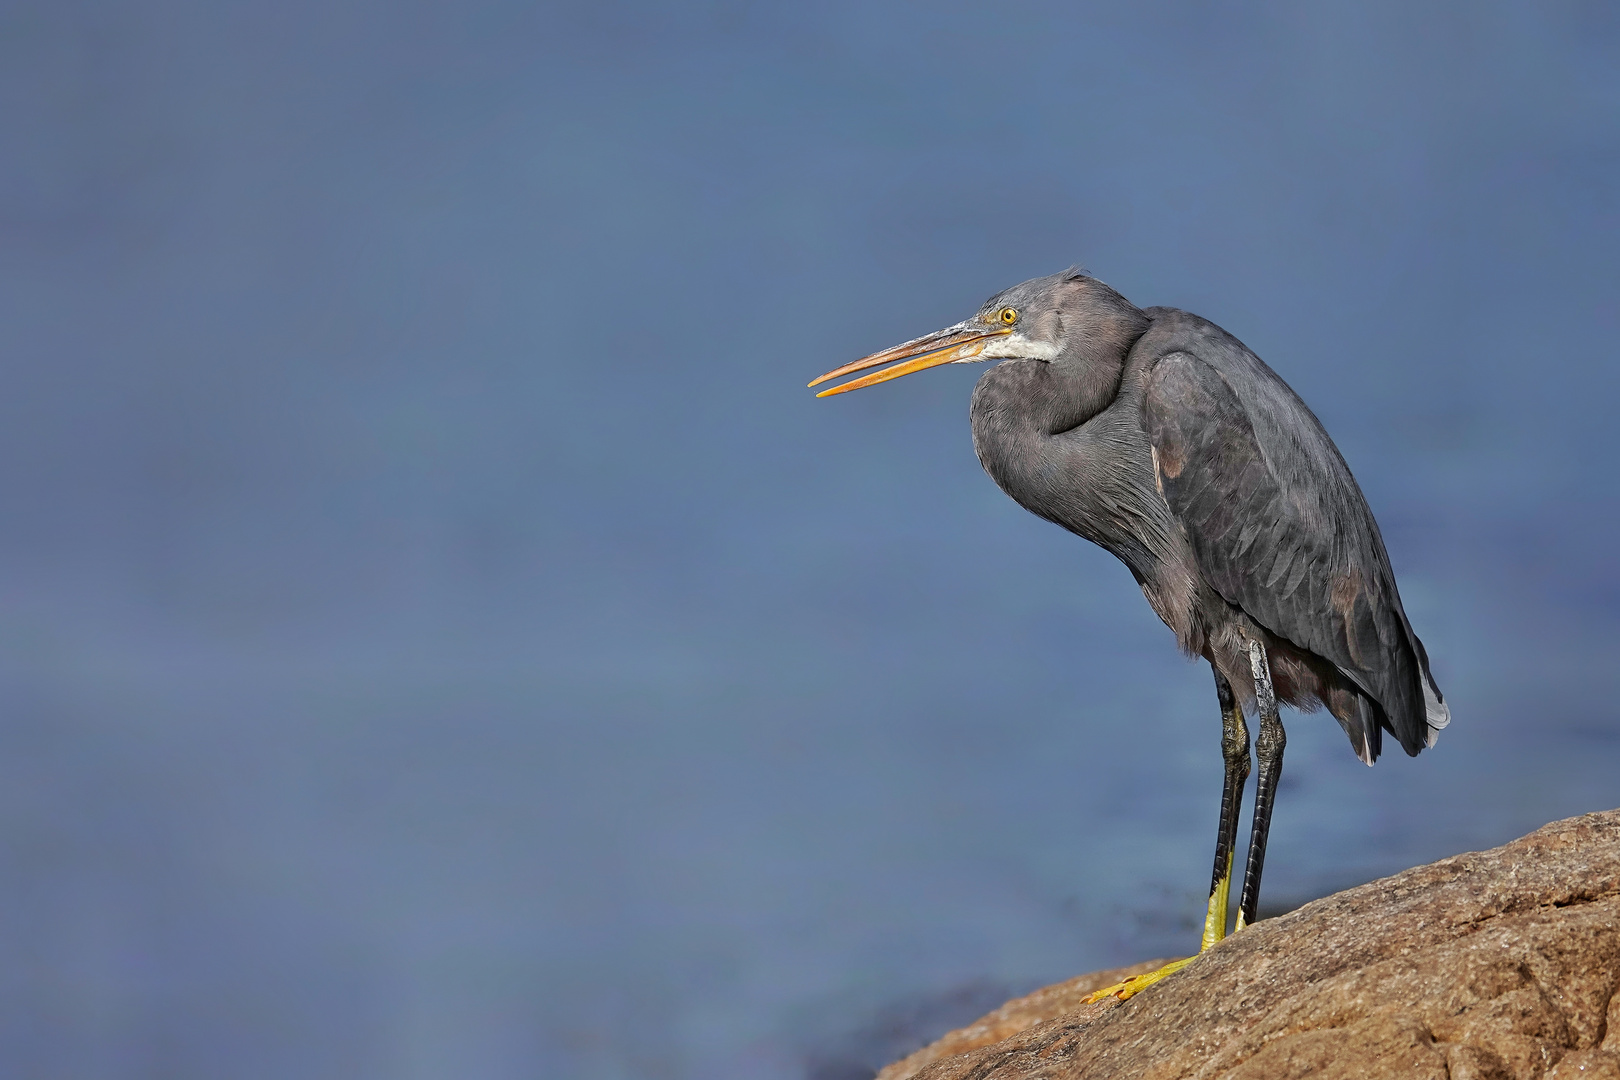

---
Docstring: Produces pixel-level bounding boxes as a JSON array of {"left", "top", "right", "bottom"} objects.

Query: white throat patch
[{"left": 961, "top": 333, "right": 1059, "bottom": 362}]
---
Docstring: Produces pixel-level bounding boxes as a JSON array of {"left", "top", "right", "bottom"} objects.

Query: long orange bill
[{"left": 809, "top": 323, "right": 1011, "bottom": 397}]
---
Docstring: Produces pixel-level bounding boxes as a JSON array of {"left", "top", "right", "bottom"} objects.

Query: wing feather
[{"left": 1143, "top": 338, "right": 1443, "bottom": 756}]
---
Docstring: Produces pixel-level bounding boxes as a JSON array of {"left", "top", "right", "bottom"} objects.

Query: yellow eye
[{"left": 999, "top": 307, "right": 1018, "bottom": 324}]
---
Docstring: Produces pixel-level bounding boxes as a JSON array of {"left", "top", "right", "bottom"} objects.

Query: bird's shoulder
[
  {"left": 1131, "top": 308, "right": 1352, "bottom": 500},
  {"left": 1133, "top": 307, "right": 1377, "bottom": 580},
  {"left": 1135, "top": 308, "right": 1285, "bottom": 389}
]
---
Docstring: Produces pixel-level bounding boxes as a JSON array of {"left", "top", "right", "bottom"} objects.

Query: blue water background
[{"left": 2, "top": 2, "right": 1618, "bottom": 1076}]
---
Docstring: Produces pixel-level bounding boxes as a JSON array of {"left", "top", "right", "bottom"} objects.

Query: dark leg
[
  {"left": 1082, "top": 667, "right": 1259, "bottom": 1002},
  {"left": 1236, "top": 639, "right": 1286, "bottom": 930},
  {"left": 1201, "top": 669, "right": 1251, "bottom": 950}
]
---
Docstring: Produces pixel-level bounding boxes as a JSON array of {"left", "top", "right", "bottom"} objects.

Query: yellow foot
[{"left": 1081, "top": 956, "right": 1195, "bottom": 1003}]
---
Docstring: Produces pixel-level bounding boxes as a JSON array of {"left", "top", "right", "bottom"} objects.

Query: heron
[{"left": 808, "top": 268, "right": 1448, "bottom": 1000}]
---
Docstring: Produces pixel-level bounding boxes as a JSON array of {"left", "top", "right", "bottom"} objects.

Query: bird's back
[{"left": 1134, "top": 308, "right": 1447, "bottom": 760}]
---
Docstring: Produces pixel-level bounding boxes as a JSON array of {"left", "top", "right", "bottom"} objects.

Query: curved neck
[
  {"left": 967, "top": 305, "right": 1162, "bottom": 574},
  {"left": 970, "top": 301, "right": 1151, "bottom": 436}
]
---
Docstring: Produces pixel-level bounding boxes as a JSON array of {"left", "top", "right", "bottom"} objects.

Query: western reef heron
[{"left": 808, "top": 268, "right": 1448, "bottom": 1000}]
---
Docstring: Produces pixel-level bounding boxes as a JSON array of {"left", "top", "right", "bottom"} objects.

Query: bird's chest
[{"left": 972, "top": 405, "right": 1159, "bottom": 553}]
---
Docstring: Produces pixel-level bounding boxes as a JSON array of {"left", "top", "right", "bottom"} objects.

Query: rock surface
[{"left": 879, "top": 809, "right": 1620, "bottom": 1080}]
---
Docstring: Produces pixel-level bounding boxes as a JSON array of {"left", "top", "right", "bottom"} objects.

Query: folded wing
[{"left": 1143, "top": 340, "right": 1446, "bottom": 759}]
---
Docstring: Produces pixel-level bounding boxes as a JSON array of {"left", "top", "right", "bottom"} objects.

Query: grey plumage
[
  {"left": 810, "top": 266, "right": 1448, "bottom": 939},
  {"left": 965, "top": 272, "right": 1446, "bottom": 764}
]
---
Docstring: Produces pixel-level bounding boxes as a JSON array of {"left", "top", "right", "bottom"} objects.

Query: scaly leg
[
  {"left": 1236, "top": 639, "right": 1286, "bottom": 930},
  {"left": 1203, "top": 670, "right": 1251, "bottom": 949},
  {"left": 1084, "top": 668, "right": 1253, "bottom": 1002}
]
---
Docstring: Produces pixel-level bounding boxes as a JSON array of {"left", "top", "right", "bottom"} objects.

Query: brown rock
[
  {"left": 879, "top": 809, "right": 1620, "bottom": 1080},
  {"left": 876, "top": 958, "right": 1175, "bottom": 1080},
  {"left": 1547, "top": 1049, "right": 1620, "bottom": 1080}
]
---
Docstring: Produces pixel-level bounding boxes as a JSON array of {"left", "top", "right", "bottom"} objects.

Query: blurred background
[{"left": 2, "top": 1, "right": 1618, "bottom": 1076}]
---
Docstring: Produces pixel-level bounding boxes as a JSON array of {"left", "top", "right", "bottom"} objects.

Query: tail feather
[
  {"left": 1408, "top": 626, "right": 1449, "bottom": 749},
  {"left": 1351, "top": 695, "right": 1378, "bottom": 767},
  {"left": 1422, "top": 671, "right": 1449, "bottom": 748}
]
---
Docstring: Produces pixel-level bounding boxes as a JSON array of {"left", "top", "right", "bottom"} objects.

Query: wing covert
[{"left": 1144, "top": 348, "right": 1432, "bottom": 756}]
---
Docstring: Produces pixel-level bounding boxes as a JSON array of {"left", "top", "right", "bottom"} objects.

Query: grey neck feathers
[
  {"left": 974, "top": 291, "right": 1151, "bottom": 436},
  {"left": 968, "top": 295, "right": 1164, "bottom": 577}
]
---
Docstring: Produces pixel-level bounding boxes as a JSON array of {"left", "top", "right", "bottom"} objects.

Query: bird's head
[{"left": 809, "top": 268, "right": 1132, "bottom": 397}]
